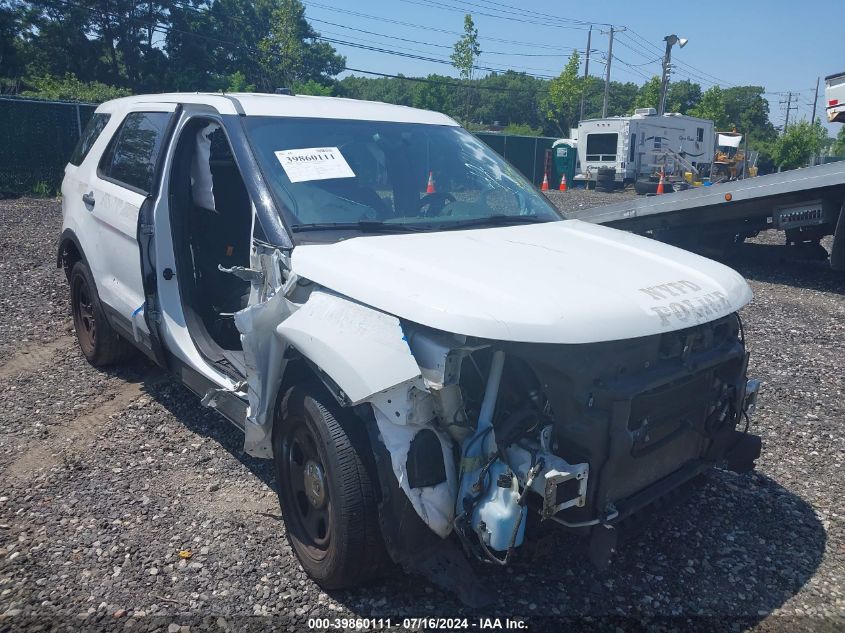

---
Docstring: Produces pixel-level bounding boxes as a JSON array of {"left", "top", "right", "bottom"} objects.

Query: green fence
[
  {"left": 474, "top": 132, "right": 560, "bottom": 187},
  {"left": 0, "top": 96, "right": 96, "bottom": 195}
]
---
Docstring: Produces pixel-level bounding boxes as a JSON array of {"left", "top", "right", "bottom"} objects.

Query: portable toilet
[{"left": 552, "top": 139, "right": 578, "bottom": 188}]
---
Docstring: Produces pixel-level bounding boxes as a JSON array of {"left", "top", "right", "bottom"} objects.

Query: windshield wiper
[
  {"left": 290, "top": 220, "right": 430, "bottom": 233},
  {"left": 434, "top": 214, "right": 551, "bottom": 231}
]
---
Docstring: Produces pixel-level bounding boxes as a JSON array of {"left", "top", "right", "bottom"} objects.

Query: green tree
[
  {"left": 475, "top": 71, "right": 544, "bottom": 129},
  {"left": 831, "top": 126, "right": 845, "bottom": 157},
  {"left": 771, "top": 119, "right": 828, "bottom": 170},
  {"left": 666, "top": 80, "right": 702, "bottom": 114},
  {"left": 257, "top": 0, "right": 344, "bottom": 92},
  {"left": 450, "top": 14, "right": 481, "bottom": 82},
  {"left": 580, "top": 77, "right": 638, "bottom": 119},
  {"left": 451, "top": 14, "right": 480, "bottom": 123},
  {"left": 722, "top": 86, "right": 777, "bottom": 142},
  {"left": 293, "top": 78, "right": 333, "bottom": 96},
  {"left": 502, "top": 122, "right": 542, "bottom": 136},
  {"left": 689, "top": 85, "right": 730, "bottom": 128},
  {"left": 225, "top": 70, "right": 256, "bottom": 93},
  {"left": 543, "top": 51, "right": 581, "bottom": 136},
  {"left": 633, "top": 76, "right": 661, "bottom": 111},
  {"left": 0, "top": 0, "right": 26, "bottom": 80},
  {"left": 21, "top": 73, "right": 131, "bottom": 102}
]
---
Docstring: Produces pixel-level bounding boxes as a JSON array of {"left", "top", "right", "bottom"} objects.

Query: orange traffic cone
[
  {"left": 426, "top": 171, "right": 436, "bottom": 194},
  {"left": 656, "top": 170, "right": 665, "bottom": 195},
  {"left": 541, "top": 172, "right": 549, "bottom": 191},
  {"left": 559, "top": 174, "right": 568, "bottom": 191}
]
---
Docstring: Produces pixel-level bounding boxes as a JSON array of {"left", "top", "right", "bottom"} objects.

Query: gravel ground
[
  {"left": 0, "top": 197, "right": 843, "bottom": 632},
  {"left": 545, "top": 187, "right": 637, "bottom": 216}
]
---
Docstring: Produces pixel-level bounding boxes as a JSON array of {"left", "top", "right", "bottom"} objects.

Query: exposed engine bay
[{"left": 384, "top": 314, "right": 761, "bottom": 571}]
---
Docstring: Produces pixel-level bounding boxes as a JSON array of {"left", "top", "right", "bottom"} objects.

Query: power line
[
  {"left": 308, "top": 17, "right": 594, "bottom": 57},
  {"left": 317, "top": 32, "right": 560, "bottom": 75},
  {"left": 302, "top": 1, "right": 571, "bottom": 52},
  {"left": 395, "top": 0, "right": 593, "bottom": 31}
]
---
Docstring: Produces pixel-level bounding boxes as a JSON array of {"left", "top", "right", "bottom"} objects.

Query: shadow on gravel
[
  {"left": 137, "top": 371, "right": 277, "bottom": 491},
  {"left": 127, "top": 364, "right": 827, "bottom": 628},
  {"left": 726, "top": 242, "right": 845, "bottom": 295},
  {"left": 322, "top": 471, "right": 826, "bottom": 629}
]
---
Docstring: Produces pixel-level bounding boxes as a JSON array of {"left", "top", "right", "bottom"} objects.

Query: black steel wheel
[
  {"left": 69, "top": 261, "right": 133, "bottom": 366},
  {"left": 273, "top": 385, "right": 388, "bottom": 589},
  {"left": 282, "top": 421, "right": 333, "bottom": 557}
]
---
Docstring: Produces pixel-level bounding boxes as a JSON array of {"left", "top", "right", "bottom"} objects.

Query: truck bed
[{"left": 568, "top": 161, "right": 845, "bottom": 270}]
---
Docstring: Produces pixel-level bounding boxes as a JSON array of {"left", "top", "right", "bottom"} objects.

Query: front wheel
[{"left": 273, "top": 385, "right": 388, "bottom": 589}]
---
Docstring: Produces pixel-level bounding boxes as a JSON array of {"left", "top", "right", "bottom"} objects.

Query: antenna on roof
[{"left": 275, "top": 87, "right": 294, "bottom": 96}]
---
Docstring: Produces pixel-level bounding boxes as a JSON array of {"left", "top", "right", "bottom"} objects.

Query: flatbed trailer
[{"left": 570, "top": 160, "right": 845, "bottom": 271}]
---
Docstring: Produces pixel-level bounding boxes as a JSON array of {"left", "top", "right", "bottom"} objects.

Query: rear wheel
[
  {"left": 273, "top": 385, "right": 387, "bottom": 589},
  {"left": 69, "top": 261, "right": 133, "bottom": 366}
]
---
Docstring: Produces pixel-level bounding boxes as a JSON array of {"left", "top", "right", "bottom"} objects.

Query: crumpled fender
[
  {"left": 237, "top": 287, "right": 457, "bottom": 537},
  {"left": 275, "top": 290, "right": 420, "bottom": 404}
]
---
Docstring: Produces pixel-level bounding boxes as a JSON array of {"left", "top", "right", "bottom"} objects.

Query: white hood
[{"left": 291, "top": 220, "right": 752, "bottom": 344}]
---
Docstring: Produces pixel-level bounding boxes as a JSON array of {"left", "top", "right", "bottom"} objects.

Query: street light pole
[{"left": 658, "top": 34, "right": 687, "bottom": 115}]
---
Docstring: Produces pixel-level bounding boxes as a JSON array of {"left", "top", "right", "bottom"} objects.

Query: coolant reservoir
[{"left": 472, "top": 460, "right": 527, "bottom": 552}]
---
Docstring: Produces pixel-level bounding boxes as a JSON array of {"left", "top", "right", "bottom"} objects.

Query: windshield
[{"left": 242, "top": 117, "right": 562, "bottom": 236}]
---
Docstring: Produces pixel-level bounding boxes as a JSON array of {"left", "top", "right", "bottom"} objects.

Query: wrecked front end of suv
[{"left": 232, "top": 221, "right": 762, "bottom": 605}]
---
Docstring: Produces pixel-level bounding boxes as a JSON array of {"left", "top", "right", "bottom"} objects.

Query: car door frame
[{"left": 88, "top": 102, "right": 181, "bottom": 364}]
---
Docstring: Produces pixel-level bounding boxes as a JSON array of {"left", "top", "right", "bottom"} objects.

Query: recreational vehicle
[{"left": 576, "top": 109, "right": 714, "bottom": 187}]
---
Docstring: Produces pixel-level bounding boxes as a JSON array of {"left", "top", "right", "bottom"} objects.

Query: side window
[
  {"left": 99, "top": 111, "right": 171, "bottom": 193},
  {"left": 697, "top": 127, "right": 704, "bottom": 142},
  {"left": 629, "top": 133, "right": 636, "bottom": 162},
  {"left": 69, "top": 113, "right": 110, "bottom": 166}
]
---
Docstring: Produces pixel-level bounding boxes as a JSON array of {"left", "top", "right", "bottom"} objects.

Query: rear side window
[
  {"left": 99, "top": 111, "right": 171, "bottom": 193},
  {"left": 69, "top": 113, "right": 110, "bottom": 166}
]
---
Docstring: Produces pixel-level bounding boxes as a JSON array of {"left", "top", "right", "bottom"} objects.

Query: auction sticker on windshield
[{"left": 274, "top": 147, "right": 355, "bottom": 183}]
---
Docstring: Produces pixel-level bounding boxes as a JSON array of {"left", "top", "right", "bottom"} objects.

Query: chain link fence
[{"left": 0, "top": 97, "right": 96, "bottom": 196}]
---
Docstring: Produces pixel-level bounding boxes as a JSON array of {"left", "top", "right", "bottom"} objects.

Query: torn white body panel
[
  {"left": 235, "top": 289, "right": 293, "bottom": 458},
  {"left": 292, "top": 220, "right": 753, "bottom": 344},
  {"left": 369, "top": 385, "right": 458, "bottom": 538},
  {"left": 275, "top": 290, "right": 421, "bottom": 405}
]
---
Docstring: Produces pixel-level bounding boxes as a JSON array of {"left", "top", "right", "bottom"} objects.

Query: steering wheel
[{"left": 416, "top": 191, "right": 456, "bottom": 216}]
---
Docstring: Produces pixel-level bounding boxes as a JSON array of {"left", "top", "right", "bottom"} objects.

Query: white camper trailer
[{"left": 576, "top": 109, "right": 715, "bottom": 186}]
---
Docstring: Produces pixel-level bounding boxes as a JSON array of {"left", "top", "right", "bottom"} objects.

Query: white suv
[{"left": 60, "top": 93, "right": 761, "bottom": 604}]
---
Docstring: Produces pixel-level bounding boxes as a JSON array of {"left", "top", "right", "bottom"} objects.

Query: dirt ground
[{"left": 0, "top": 196, "right": 843, "bottom": 632}]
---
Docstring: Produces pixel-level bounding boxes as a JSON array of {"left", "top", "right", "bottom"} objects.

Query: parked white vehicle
[
  {"left": 59, "top": 93, "right": 761, "bottom": 604},
  {"left": 826, "top": 71, "right": 845, "bottom": 123},
  {"left": 576, "top": 109, "right": 714, "bottom": 186}
]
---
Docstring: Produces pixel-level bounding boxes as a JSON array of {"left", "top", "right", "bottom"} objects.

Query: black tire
[
  {"left": 634, "top": 179, "right": 659, "bottom": 195},
  {"left": 273, "top": 385, "right": 387, "bottom": 589},
  {"left": 69, "top": 261, "right": 134, "bottom": 367}
]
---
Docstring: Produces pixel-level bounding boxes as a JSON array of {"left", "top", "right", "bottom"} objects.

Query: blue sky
[{"left": 303, "top": 0, "right": 841, "bottom": 133}]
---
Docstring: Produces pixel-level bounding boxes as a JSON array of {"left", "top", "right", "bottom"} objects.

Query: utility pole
[
  {"left": 811, "top": 76, "right": 820, "bottom": 122},
  {"left": 781, "top": 91, "right": 797, "bottom": 132},
  {"left": 810, "top": 77, "right": 821, "bottom": 166},
  {"left": 579, "top": 26, "right": 592, "bottom": 122},
  {"left": 602, "top": 27, "right": 615, "bottom": 118}
]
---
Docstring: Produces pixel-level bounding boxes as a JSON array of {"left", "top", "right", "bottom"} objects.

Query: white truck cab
[
  {"left": 826, "top": 71, "right": 845, "bottom": 124},
  {"left": 59, "top": 93, "right": 761, "bottom": 604}
]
